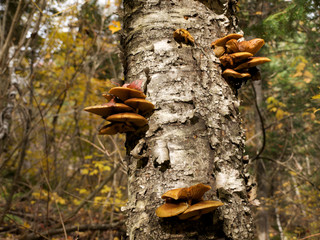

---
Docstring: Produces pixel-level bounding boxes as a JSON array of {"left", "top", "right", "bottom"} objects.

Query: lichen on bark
[{"left": 121, "top": 0, "right": 254, "bottom": 239}]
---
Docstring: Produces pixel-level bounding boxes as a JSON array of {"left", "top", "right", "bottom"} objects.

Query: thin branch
[{"left": 249, "top": 80, "right": 266, "bottom": 161}]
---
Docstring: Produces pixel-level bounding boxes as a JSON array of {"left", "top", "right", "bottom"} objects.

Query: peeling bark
[{"left": 121, "top": 0, "right": 254, "bottom": 239}]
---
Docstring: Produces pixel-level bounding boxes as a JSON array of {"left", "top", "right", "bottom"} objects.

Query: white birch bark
[{"left": 121, "top": 0, "right": 254, "bottom": 239}]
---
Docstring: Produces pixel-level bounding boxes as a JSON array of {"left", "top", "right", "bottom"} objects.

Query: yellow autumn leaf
[
  {"left": 276, "top": 109, "right": 284, "bottom": 120},
  {"left": 89, "top": 169, "right": 99, "bottom": 176},
  {"left": 84, "top": 155, "right": 93, "bottom": 160},
  {"left": 108, "top": 20, "right": 121, "bottom": 34},
  {"left": 81, "top": 168, "right": 89, "bottom": 175},
  {"left": 311, "top": 94, "right": 320, "bottom": 100}
]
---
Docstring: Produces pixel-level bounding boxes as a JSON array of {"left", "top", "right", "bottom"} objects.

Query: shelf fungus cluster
[
  {"left": 156, "top": 183, "right": 223, "bottom": 220},
  {"left": 211, "top": 33, "right": 271, "bottom": 91},
  {"left": 84, "top": 82, "right": 154, "bottom": 135}
]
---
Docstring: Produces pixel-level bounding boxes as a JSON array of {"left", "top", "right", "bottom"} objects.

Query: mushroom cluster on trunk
[
  {"left": 84, "top": 81, "right": 154, "bottom": 135},
  {"left": 211, "top": 34, "right": 271, "bottom": 92},
  {"left": 156, "top": 183, "right": 223, "bottom": 220}
]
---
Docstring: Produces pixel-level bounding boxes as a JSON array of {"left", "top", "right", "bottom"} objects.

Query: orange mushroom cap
[
  {"left": 234, "top": 57, "right": 271, "bottom": 71},
  {"left": 222, "top": 69, "right": 251, "bottom": 79},
  {"left": 99, "top": 123, "right": 136, "bottom": 135},
  {"left": 161, "top": 188, "right": 189, "bottom": 201},
  {"left": 156, "top": 202, "right": 189, "bottom": 218},
  {"left": 237, "top": 38, "right": 265, "bottom": 55},
  {"left": 211, "top": 33, "right": 243, "bottom": 47},
  {"left": 173, "top": 29, "right": 195, "bottom": 45},
  {"left": 124, "top": 98, "right": 154, "bottom": 116},
  {"left": 84, "top": 102, "right": 134, "bottom": 118},
  {"left": 187, "top": 183, "right": 211, "bottom": 202},
  {"left": 178, "top": 200, "right": 224, "bottom": 220},
  {"left": 108, "top": 87, "right": 146, "bottom": 102},
  {"left": 106, "top": 112, "right": 148, "bottom": 127},
  {"left": 219, "top": 52, "right": 253, "bottom": 68}
]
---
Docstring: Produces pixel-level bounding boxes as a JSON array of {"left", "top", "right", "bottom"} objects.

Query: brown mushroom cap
[
  {"left": 108, "top": 87, "right": 146, "bottom": 102},
  {"left": 161, "top": 188, "right": 189, "bottom": 201},
  {"left": 106, "top": 112, "right": 148, "bottom": 127},
  {"left": 84, "top": 102, "right": 134, "bottom": 118},
  {"left": 234, "top": 57, "right": 271, "bottom": 71},
  {"left": 102, "top": 93, "right": 114, "bottom": 101},
  {"left": 211, "top": 33, "right": 243, "bottom": 47},
  {"left": 156, "top": 202, "right": 189, "bottom": 218},
  {"left": 124, "top": 98, "right": 154, "bottom": 115},
  {"left": 222, "top": 69, "right": 251, "bottom": 79},
  {"left": 237, "top": 38, "right": 265, "bottom": 55},
  {"left": 225, "top": 39, "right": 240, "bottom": 53},
  {"left": 187, "top": 183, "right": 211, "bottom": 202},
  {"left": 178, "top": 200, "right": 224, "bottom": 220},
  {"left": 213, "top": 46, "right": 226, "bottom": 57},
  {"left": 219, "top": 52, "right": 253, "bottom": 67},
  {"left": 99, "top": 123, "right": 135, "bottom": 135}
]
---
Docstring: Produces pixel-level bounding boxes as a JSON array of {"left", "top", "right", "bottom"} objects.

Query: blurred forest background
[{"left": 0, "top": 0, "right": 319, "bottom": 239}]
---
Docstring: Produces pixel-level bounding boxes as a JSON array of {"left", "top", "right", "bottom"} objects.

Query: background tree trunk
[{"left": 122, "top": 0, "right": 254, "bottom": 239}]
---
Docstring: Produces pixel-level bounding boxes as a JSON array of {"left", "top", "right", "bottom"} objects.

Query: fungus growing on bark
[
  {"left": 173, "top": 29, "right": 195, "bottom": 45},
  {"left": 222, "top": 69, "right": 251, "bottom": 79},
  {"left": 106, "top": 112, "right": 148, "bottom": 127},
  {"left": 155, "top": 202, "right": 189, "bottom": 218},
  {"left": 215, "top": 34, "right": 271, "bottom": 93},
  {"left": 234, "top": 57, "right": 271, "bottom": 71},
  {"left": 178, "top": 200, "right": 224, "bottom": 220},
  {"left": 211, "top": 33, "right": 243, "bottom": 57},
  {"left": 124, "top": 98, "right": 154, "bottom": 116},
  {"left": 84, "top": 101, "right": 134, "bottom": 118},
  {"left": 161, "top": 188, "right": 189, "bottom": 201},
  {"left": 109, "top": 87, "right": 146, "bottom": 102},
  {"left": 161, "top": 183, "right": 211, "bottom": 204},
  {"left": 237, "top": 38, "right": 265, "bottom": 55},
  {"left": 156, "top": 183, "right": 223, "bottom": 220},
  {"left": 85, "top": 81, "right": 153, "bottom": 135},
  {"left": 99, "top": 123, "right": 135, "bottom": 135},
  {"left": 219, "top": 52, "right": 253, "bottom": 68}
]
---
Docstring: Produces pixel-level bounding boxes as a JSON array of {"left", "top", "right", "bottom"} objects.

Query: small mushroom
[
  {"left": 222, "top": 69, "right": 251, "bottom": 79},
  {"left": 108, "top": 87, "right": 146, "bottom": 102},
  {"left": 99, "top": 123, "right": 135, "bottom": 135},
  {"left": 156, "top": 202, "right": 189, "bottom": 218},
  {"left": 234, "top": 57, "right": 271, "bottom": 71},
  {"left": 219, "top": 52, "right": 253, "bottom": 68},
  {"left": 84, "top": 102, "right": 134, "bottom": 118},
  {"left": 124, "top": 98, "right": 154, "bottom": 116},
  {"left": 237, "top": 38, "right": 265, "bottom": 55},
  {"left": 106, "top": 112, "right": 148, "bottom": 127},
  {"left": 178, "top": 200, "right": 224, "bottom": 220},
  {"left": 173, "top": 29, "right": 195, "bottom": 45}
]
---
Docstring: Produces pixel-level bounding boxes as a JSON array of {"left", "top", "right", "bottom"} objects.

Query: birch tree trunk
[{"left": 122, "top": 0, "right": 255, "bottom": 239}]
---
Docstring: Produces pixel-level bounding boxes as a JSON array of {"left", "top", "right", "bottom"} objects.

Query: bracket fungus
[
  {"left": 178, "top": 200, "right": 224, "bottom": 220},
  {"left": 156, "top": 183, "right": 223, "bottom": 220},
  {"left": 84, "top": 80, "right": 154, "bottom": 135},
  {"left": 84, "top": 101, "right": 134, "bottom": 118},
  {"left": 211, "top": 33, "right": 243, "bottom": 57},
  {"left": 155, "top": 202, "right": 189, "bottom": 218},
  {"left": 173, "top": 29, "right": 195, "bottom": 45},
  {"left": 212, "top": 34, "right": 271, "bottom": 92}
]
